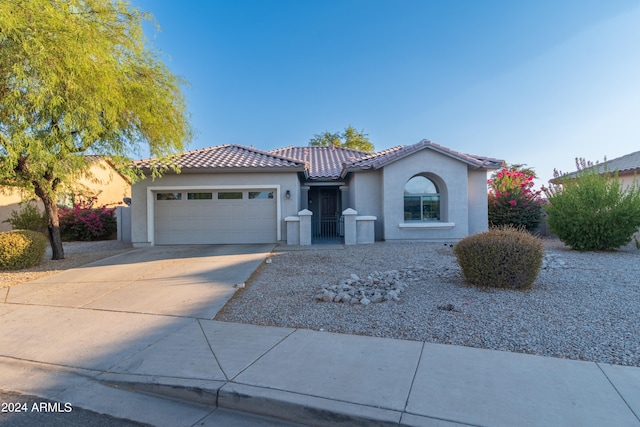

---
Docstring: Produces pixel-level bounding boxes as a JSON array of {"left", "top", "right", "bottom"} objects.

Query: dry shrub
[{"left": 454, "top": 227, "right": 544, "bottom": 289}]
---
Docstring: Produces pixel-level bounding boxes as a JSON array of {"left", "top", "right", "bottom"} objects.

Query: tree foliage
[
  {"left": 309, "top": 125, "right": 374, "bottom": 152},
  {"left": 543, "top": 158, "right": 640, "bottom": 251},
  {"left": 0, "top": 0, "right": 192, "bottom": 259}
]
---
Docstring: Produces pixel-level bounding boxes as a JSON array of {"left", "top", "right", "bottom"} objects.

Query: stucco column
[
  {"left": 300, "top": 186, "right": 310, "bottom": 210},
  {"left": 298, "top": 209, "right": 313, "bottom": 246},
  {"left": 342, "top": 208, "right": 357, "bottom": 245},
  {"left": 339, "top": 185, "right": 350, "bottom": 210},
  {"left": 356, "top": 215, "right": 376, "bottom": 244},
  {"left": 285, "top": 216, "right": 300, "bottom": 245}
]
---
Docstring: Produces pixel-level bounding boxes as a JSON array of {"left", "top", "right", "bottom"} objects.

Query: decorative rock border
[
  {"left": 315, "top": 271, "right": 408, "bottom": 305},
  {"left": 314, "top": 255, "right": 563, "bottom": 305}
]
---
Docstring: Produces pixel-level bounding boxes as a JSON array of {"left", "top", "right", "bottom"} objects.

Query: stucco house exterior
[
  {"left": 131, "top": 139, "right": 502, "bottom": 246},
  {"left": 0, "top": 156, "right": 131, "bottom": 232},
  {"left": 559, "top": 150, "right": 640, "bottom": 189}
]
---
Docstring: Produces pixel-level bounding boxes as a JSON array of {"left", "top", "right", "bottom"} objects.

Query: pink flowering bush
[
  {"left": 58, "top": 201, "right": 117, "bottom": 241},
  {"left": 488, "top": 166, "right": 543, "bottom": 232}
]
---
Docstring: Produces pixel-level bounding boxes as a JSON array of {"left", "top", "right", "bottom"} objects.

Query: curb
[
  {"left": 97, "top": 376, "right": 407, "bottom": 426},
  {"left": 218, "top": 382, "right": 402, "bottom": 426},
  {"left": 97, "top": 374, "right": 222, "bottom": 407}
]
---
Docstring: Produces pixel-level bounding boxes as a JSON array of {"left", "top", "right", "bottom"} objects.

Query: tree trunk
[{"left": 34, "top": 187, "right": 65, "bottom": 260}]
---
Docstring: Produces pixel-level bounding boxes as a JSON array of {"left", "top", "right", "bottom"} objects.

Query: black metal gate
[{"left": 312, "top": 214, "right": 343, "bottom": 243}]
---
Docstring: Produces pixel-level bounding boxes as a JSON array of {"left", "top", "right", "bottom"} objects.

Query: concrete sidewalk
[{"left": 1, "top": 245, "right": 639, "bottom": 426}]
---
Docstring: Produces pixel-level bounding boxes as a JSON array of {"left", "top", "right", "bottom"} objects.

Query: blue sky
[{"left": 132, "top": 0, "right": 640, "bottom": 185}]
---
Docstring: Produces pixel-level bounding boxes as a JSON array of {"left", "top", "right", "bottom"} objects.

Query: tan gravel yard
[
  {"left": 216, "top": 238, "right": 640, "bottom": 367},
  {"left": 3, "top": 237, "right": 639, "bottom": 366},
  {"left": 0, "top": 240, "right": 134, "bottom": 289}
]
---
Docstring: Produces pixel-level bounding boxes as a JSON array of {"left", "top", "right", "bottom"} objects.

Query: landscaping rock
[
  {"left": 542, "top": 253, "right": 566, "bottom": 269},
  {"left": 315, "top": 269, "right": 411, "bottom": 305}
]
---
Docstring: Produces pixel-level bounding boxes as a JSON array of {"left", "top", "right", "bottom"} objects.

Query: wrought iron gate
[{"left": 312, "top": 214, "right": 343, "bottom": 243}]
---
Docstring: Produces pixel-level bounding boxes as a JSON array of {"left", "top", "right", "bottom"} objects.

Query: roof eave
[
  {"left": 342, "top": 140, "right": 502, "bottom": 172},
  {"left": 618, "top": 168, "right": 640, "bottom": 177},
  {"left": 137, "top": 165, "right": 306, "bottom": 175}
]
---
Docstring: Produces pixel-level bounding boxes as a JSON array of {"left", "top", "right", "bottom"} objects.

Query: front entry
[{"left": 309, "top": 187, "right": 342, "bottom": 243}]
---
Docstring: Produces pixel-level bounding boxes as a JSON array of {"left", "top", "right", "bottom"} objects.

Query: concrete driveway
[
  {"left": 2, "top": 243, "right": 640, "bottom": 426},
  {"left": 3, "top": 244, "right": 273, "bottom": 319}
]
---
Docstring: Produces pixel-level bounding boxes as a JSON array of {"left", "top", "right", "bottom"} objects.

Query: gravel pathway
[{"left": 216, "top": 238, "right": 640, "bottom": 367}]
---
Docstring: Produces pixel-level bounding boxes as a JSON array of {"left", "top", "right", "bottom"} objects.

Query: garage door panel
[{"left": 154, "top": 189, "right": 277, "bottom": 245}]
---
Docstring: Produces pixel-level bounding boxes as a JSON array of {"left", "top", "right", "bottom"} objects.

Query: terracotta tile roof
[
  {"left": 134, "top": 144, "right": 305, "bottom": 171},
  {"left": 343, "top": 139, "right": 503, "bottom": 174},
  {"left": 269, "top": 146, "right": 370, "bottom": 180},
  {"left": 134, "top": 141, "right": 502, "bottom": 179}
]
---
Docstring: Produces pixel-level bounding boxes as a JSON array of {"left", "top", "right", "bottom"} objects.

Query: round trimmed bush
[
  {"left": 0, "top": 230, "right": 49, "bottom": 270},
  {"left": 454, "top": 227, "right": 544, "bottom": 289}
]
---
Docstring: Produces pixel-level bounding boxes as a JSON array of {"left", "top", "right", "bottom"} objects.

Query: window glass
[
  {"left": 404, "top": 196, "right": 421, "bottom": 221},
  {"left": 187, "top": 192, "right": 213, "bottom": 200},
  {"left": 57, "top": 193, "right": 74, "bottom": 208},
  {"left": 156, "top": 192, "right": 182, "bottom": 201},
  {"left": 404, "top": 176, "right": 437, "bottom": 194},
  {"left": 421, "top": 196, "right": 440, "bottom": 220},
  {"left": 404, "top": 176, "right": 440, "bottom": 221},
  {"left": 248, "top": 191, "right": 274, "bottom": 199},
  {"left": 217, "top": 192, "right": 243, "bottom": 200}
]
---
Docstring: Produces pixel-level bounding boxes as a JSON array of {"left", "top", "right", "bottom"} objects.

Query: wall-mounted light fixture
[{"left": 285, "top": 190, "right": 291, "bottom": 200}]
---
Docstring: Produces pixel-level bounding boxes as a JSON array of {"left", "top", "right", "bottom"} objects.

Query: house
[
  {"left": 0, "top": 157, "right": 131, "bottom": 232},
  {"left": 558, "top": 150, "right": 640, "bottom": 189},
  {"left": 130, "top": 139, "right": 503, "bottom": 246}
]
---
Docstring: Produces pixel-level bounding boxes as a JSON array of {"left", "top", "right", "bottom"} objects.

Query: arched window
[{"left": 404, "top": 175, "right": 440, "bottom": 221}]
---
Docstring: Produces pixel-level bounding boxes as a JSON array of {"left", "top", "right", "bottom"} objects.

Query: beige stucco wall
[
  {"left": 130, "top": 171, "right": 301, "bottom": 246},
  {"left": 75, "top": 160, "right": 131, "bottom": 208},
  {"left": 620, "top": 173, "right": 639, "bottom": 190},
  {"left": 381, "top": 149, "right": 472, "bottom": 241},
  {"left": 0, "top": 189, "right": 39, "bottom": 232},
  {"left": 0, "top": 160, "right": 130, "bottom": 232}
]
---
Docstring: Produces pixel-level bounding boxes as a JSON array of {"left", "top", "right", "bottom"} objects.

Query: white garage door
[{"left": 154, "top": 189, "right": 277, "bottom": 244}]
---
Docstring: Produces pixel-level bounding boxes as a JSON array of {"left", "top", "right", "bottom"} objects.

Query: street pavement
[{"left": 0, "top": 243, "right": 639, "bottom": 426}]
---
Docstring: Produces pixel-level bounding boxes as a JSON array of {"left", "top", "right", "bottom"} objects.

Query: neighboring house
[
  {"left": 131, "top": 139, "right": 502, "bottom": 246},
  {"left": 0, "top": 157, "right": 131, "bottom": 232},
  {"left": 558, "top": 150, "right": 640, "bottom": 189}
]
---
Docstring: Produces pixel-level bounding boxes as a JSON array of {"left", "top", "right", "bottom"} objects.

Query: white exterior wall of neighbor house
[
  {"left": 348, "top": 170, "right": 384, "bottom": 240},
  {"left": 382, "top": 149, "right": 470, "bottom": 241},
  {"left": 467, "top": 168, "right": 491, "bottom": 235},
  {"left": 130, "top": 172, "right": 300, "bottom": 246}
]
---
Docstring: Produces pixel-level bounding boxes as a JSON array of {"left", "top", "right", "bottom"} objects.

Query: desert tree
[
  {"left": 309, "top": 125, "right": 374, "bottom": 152},
  {"left": 0, "top": 0, "right": 192, "bottom": 259}
]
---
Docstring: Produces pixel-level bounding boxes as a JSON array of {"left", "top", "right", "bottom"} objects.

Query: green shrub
[
  {"left": 544, "top": 160, "right": 640, "bottom": 251},
  {"left": 3, "top": 201, "right": 48, "bottom": 233},
  {"left": 454, "top": 227, "right": 544, "bottom": 289},
  {"left": 0, "top": 230, "right": 49, "bottom": 270}
]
